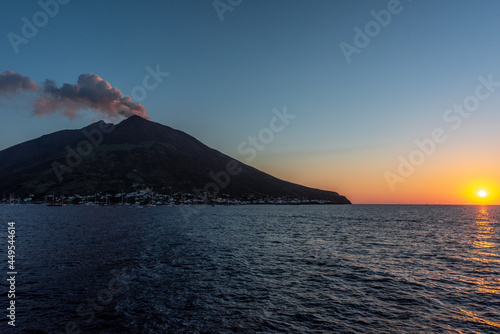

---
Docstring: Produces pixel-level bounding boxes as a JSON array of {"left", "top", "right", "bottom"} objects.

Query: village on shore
[{"left": 2, "top": 188, "right": 336, "bottom": 206}]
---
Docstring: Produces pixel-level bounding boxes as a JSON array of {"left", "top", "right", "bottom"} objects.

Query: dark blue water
[{"left": 1, "top": 205, "right": 499, "bottom": 333}]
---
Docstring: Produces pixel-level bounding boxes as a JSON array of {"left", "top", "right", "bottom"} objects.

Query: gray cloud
[
  {"left": 33, "top": 73, "right": 148, "bottom": 121},
  {"left": 0, "top": 71, "right": 38, "bottom": 95}
]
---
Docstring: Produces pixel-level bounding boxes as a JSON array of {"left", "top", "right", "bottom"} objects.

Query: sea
[{"left": 0, "top": 204, "right": 499, "bottom": 333}]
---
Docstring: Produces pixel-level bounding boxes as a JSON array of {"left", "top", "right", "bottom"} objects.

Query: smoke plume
[
  {"left": 0, "top": 71, "right": 38, "bottom": 95},
  {"left": 33, "top": 73, "right": 148, "bottom": 121}
]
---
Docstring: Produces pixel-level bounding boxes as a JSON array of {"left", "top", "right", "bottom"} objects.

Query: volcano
[{"left": 0, "top": 116, "right": 350, "bottom": 204}]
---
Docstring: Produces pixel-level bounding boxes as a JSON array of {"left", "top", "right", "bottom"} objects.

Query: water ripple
[{"left": 1, "top": 204, "right": 499, "bottom": 333}]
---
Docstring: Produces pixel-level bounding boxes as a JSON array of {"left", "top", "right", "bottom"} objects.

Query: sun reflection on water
[
  {"left": 457, "top": 206, "right": 500, "bottom": 327},
  {"left": 471, "top": 207, "right": 499, "bottom": 263},
  {"left": 458, "top": 308, "right": 500, "bottom": 328}
]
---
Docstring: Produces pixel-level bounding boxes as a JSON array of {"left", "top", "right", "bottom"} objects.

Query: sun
[{"left": 463, "top": 182, "right": 497, "bottom": 204}]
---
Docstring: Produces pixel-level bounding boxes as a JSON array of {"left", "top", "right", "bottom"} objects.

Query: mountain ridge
[{"left": 0, "top": 116, "right": 350, "bottom": 204}]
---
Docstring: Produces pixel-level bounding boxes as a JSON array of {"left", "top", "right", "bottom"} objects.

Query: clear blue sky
[{"left": 2, "top": 0, "right": 500, "bottom": 203}]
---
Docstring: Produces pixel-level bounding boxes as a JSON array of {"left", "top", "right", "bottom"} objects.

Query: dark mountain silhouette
[{"left": 0, "top": 116, "right": 350, "bottom": 204}]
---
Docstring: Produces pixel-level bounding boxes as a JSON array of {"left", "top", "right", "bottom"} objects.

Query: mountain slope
[{"left": 0, "top": 116, "right": 350, "bottom": 203}]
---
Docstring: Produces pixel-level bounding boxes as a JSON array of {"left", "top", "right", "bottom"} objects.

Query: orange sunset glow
[{"left": 254, "top": 145, "right": 500, "bottom": 204}]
